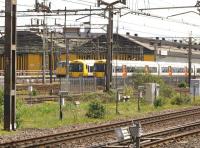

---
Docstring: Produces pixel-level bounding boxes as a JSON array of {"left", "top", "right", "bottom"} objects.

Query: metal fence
[
  {"left": 60, "top": 77, "right": 97, "bottom": 94},
  {"left": 112, "top": 77, "right": 133, "bottom": 88}
]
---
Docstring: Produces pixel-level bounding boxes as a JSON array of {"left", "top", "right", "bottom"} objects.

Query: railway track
[
  {"left": 100, "top": 121, "right": 200, "bottom": 148},
  {"left": 140, "top": 121, "right": 200, "bottom": 147},
  {"left": 1, "top": 107, "right": 200, "bottom": 147}
]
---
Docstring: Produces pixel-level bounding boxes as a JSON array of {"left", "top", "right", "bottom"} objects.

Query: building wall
[
  {"left": 0, "top": 52, "right": 154, "bottom": 71},
  {"left": 144, "top": 55, "right": 154, "bottom": 61},
  {"left": 27, "top": 54, "right": 43, "bottom": 70},
  {"left": 157, "top": 56, "right": 200, "bottom": 63},
  {"left": 60, "top": 53, "right": 77, "bottom": 61}
]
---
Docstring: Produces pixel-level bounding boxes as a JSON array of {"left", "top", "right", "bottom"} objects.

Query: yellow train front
[
  {"left": 93, "top": 60, "right": 106, "bottom": 78},
  {"left": 56, "top": 61, "right": 67, "bottom": 77},
  {"left": 69, "top": 60, "right": 94, "bottom": 77}
]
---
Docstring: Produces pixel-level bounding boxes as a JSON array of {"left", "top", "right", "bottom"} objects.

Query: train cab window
[
  {"left": 69, "top": 63, "right": 83, "bottom": 72},
  {"left": 94, "top": 63, "right": 105, "bottom": 72},
  {"left": 57, "top": 62, "right": 66, "bottom": 68}
]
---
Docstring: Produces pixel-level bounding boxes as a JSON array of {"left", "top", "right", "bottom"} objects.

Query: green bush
[
  {"left": 32, "top": 90, "right": 37, "bottom": 96},
  {"left": 132, "top": 73, "right": 164, "bottom": 88},
  {"left": 178, "top": 81, "right": 187, "bottom": 88},
  {"left": 86, "top": 100, "right": 106, "bottom": 119},
  {"left": 154, "top": 97, "right": 165, "bottom": 108},
  {"left": 160, "top": 85, "right": 175, "bottom": 98},
  {"left": 171, "top": 94, "right": 191, "bottom": 105},
  {"left": 132, "top": 73, "right": 177, "bottom": 100}
]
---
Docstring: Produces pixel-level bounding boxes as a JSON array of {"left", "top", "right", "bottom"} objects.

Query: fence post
[
  {"left": 79, "top": 77, "right": 81, "bottom": 94},
  {"left": 94, "top": 77, "right": 96, "bottom": 92}
]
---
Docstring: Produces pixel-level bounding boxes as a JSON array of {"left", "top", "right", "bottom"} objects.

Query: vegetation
[
  {"left": 132, "top": 73, "right": 164, "bottom": 88},
  {"left": 178, "top": 81, "right": 187, "bottom": 88},
  {"left": 171, "top": 94, "right": 191, "bottom": 105},
  {"left": 86, "top": 100, "right": 106, "bottom": 119},
  {"left": 154, "top": 97, "right": 166, "bottom": 108},
  {"left": 0, "top": 74, "right": 196, "bottom": 133},
  {"left": 132, "top": 73, "right": 175, "bottom": 99},
  {"left": 32, "top": 89, "right": 37, "bottom": 96}
]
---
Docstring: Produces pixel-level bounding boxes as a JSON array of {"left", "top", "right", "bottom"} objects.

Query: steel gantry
[{"left": 97, "top": 0, "right": 126, "bottom": 91}]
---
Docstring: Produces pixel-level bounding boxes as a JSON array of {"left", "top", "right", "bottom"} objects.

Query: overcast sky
[{"left": 1, "top": 0, "right": 200, "bottom": 39}]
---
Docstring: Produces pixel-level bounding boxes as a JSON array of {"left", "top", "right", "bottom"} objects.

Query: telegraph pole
[
  {"left": 97, "top": 0, "right": 126, "bottom": 91},
  {"left": 188, "top": 37, "right": 192, "bottom": 88},
  {"left": 64, "top": 7, "right": 69, "bottom": 79},
  {"left": 106, "top": 6, "right": 113, "bottom": 91},
  {"left": 42, "top": 0, "right": 47, "bottom": 84},
  {"left": 50, "top": 31, "right": 53, "bottom": 84},
  {"left": 35, "top": 0, "right": 51, "bottom": 84},
  {"left": 4, "top": 0, "right": 17, "bottom": 131}
]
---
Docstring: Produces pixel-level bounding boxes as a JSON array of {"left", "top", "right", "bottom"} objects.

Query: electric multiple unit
[{"left": 56, "top": 59, "right": 200, "bottom": 78}]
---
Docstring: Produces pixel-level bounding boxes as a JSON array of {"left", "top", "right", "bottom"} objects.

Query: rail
[{"left": 1, "top": 107, "right": 200, "bottom": 147}]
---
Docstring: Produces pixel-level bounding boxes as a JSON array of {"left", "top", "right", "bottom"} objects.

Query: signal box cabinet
[
  {"left": 190, "top": 79, "right": 200, "bottom": 96},
  {"left": 144, "top": 83, "right": 160, "bottom": 104}
]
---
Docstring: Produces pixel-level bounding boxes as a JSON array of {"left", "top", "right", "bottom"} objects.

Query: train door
[
  {"left": 144, "top": 65, "right": 149, "bottom": 74},
  {"left": 184, "top": 66, "right": 188, "bottom": 77},
  {"left": 168, "top": 66, "right": 172, "bottom": 76},
  {"left": 122, "top": 65, "right": 127, "bottom": 78}
]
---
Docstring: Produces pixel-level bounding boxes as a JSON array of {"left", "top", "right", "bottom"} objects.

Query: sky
[{"left": 1, "top": 0, "right": 200, "bottom": 40}]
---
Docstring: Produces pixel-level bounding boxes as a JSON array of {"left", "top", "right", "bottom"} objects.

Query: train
[
  {"left": 56, "top": 60, "right": 94, "bottom": 77},
  {"left": 55, "top": 59, "right": 200, "bottom": 78}
]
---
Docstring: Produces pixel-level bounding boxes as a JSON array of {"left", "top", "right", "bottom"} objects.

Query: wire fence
[{"left": 60, "top": 77, "right": 97, "bottom": 94}]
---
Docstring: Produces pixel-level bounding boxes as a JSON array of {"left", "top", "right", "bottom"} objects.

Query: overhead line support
[
  {"left": 97, "top": 0, "right": 126, "bottom": 91},
  {"left": 4, "top": 0, "right": 17, "bottom": 131}
]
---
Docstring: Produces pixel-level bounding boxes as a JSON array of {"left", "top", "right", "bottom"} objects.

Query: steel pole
[
  {"left": 188, "top": 37, "right": 192, "bottom": 88},
  {"left": 4, "top": 0, "right": 17, "bottom": 131}
]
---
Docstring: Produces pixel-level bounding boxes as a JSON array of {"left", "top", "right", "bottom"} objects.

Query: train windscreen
[
  {"left": 94, "top": 64, "right": 105, "bottom": 72},
  {"left": 69, "top": 63, "right": 83, "bottom": 72},
  {"left": 57, "top": 62, "right": 65, "bottom": 67}
]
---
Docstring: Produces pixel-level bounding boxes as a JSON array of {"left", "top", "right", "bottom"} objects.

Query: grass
[{"left": 0, "top": 95, "right": 199, "bottom": 135}]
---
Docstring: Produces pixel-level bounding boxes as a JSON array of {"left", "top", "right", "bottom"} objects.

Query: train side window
[
  {"left": 149, "top": 67, "right": 157, "bottom": 73},
  {"left": 172, "top": 67, "right": 184, "bottom": 73},
  {"left": 197, "top": 68, "right": 200, "bottom": 73},
  {"left": 161, "top": 67, "right": 168, "bottom": 73},
  {"left": 116, "top": 66, "right": 122, "bottom": 72}
]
